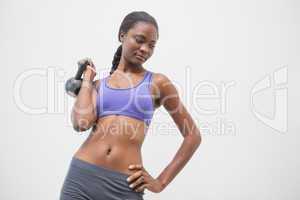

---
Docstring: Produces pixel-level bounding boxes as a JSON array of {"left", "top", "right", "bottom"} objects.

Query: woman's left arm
[
  {"left": 126, "top": 73, "right": 202, "bottom": 193},
  {"left": 154, "top": 73, "right": 202, "bottom": 191}
]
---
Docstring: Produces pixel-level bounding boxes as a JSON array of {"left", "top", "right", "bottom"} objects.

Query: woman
[{"left": 60, "top": 11, "right": 201, "bottom": 200}]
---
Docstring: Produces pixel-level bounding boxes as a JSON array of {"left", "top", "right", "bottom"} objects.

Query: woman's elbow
[
  {"left": 72, "top": 123, "right": 83, "bottom": 132},
  {"left": 72, "top": 119, "right": 95, "bottom": 132},
  {"left": 191, "top": 130, "right": 202, "bottom": 147},
  {"left": 71, "top": 114, "right": 96, "bottom": 132},
  {"left": 196, "top": 131, "right": 202, "bottom": 145}
]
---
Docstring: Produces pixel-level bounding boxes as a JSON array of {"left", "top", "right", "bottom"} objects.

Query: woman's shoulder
[
  {"left": 148, "top": 71, "right": 176, "bottom": 108},
  {"left": 149, "top": 71, "right": 173, "bottom": 87}
]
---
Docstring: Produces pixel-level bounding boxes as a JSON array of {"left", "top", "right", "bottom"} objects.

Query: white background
[{"left": 1, "top": 0, "right": 299, "bottom": 199}]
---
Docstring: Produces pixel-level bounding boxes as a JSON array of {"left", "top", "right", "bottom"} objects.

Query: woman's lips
[{"left": 135, "top": 54, "right": 146, "bottom": 61}]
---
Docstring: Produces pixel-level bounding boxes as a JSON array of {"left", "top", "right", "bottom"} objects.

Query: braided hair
[{"left": 110, "top": 11, "right": 159, "bottom": 75}]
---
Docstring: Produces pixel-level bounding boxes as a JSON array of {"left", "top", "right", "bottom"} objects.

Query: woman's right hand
[{"left": 79, "top": 57, "right": 97, "bottom": 81}]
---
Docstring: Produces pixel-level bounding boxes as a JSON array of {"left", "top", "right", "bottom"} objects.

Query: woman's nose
[{"left": 139, "top": 44, "right": 150, "bottom": 54}]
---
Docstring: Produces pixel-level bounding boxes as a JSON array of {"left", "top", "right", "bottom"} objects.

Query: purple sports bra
[{"left": 96, "top": 70, "right": 154, "bottom": 126}]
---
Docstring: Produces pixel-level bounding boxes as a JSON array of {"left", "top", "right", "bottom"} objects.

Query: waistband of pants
[{"left": 70, "top": 156, "right": 130, "bottom": 181}]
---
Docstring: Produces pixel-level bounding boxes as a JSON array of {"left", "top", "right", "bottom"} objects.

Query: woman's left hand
[{"left": 127, "top": 164, "right": 164, "bottom": 193}]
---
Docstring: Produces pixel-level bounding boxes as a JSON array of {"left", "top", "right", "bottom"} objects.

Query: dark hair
[{"left": 110, "top": 11, "right": 159, "bottom": 75}]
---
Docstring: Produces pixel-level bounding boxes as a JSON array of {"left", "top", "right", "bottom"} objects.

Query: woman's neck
[{"left": 116, "top": 58, "right": 145, "bottom": 73}]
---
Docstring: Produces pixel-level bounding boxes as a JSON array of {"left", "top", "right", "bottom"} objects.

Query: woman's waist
[{"left": 75, "top": 141, "right": 143, "bottom": 176}]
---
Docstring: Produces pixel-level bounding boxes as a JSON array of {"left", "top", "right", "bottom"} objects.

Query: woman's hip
[{"left": 59, "top": 157, "right": 144, "bottom": 200}]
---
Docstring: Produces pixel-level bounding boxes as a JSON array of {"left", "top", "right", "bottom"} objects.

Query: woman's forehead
[{"left": 128, "top": 22, "right": 158, "bottom": 41}]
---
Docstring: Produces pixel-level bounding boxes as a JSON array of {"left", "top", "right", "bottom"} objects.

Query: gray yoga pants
[{"left": 59, "top": 157, "right": 145, "bottom": 200}]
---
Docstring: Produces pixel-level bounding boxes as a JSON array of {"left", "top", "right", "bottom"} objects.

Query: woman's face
[{"left": 120, "top": 22, "right": 158, "bottom": 66}]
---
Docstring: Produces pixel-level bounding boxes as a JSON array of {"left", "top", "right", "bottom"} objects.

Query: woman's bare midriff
[{"left": 74, "top": 115, "right": 148, "bottom": 176}]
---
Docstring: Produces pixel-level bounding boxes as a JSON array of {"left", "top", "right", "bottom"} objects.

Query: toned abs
[{"left": 74, "top": 115, "right": 148, "bottom": 176}]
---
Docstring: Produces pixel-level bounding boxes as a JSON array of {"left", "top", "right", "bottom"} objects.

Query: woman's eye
[
  {"left": 134, "top": 36, "right": 155, "bottom": 49},
  {"left": 135, "top": 37, "right": 144, "bottom": 43}
]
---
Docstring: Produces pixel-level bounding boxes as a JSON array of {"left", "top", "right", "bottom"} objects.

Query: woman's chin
[{"left": 131, "top": 58, "right": 144, "bottom": 65}]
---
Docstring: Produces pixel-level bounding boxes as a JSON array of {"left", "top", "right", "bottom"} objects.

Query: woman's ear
[{"left": 119, "top": 32, "right": 126, "bottom": 42}]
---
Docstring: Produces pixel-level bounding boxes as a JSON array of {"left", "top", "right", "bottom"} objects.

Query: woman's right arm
[{"left": 71, "top": 67, "right": 99, "bottom": 132}]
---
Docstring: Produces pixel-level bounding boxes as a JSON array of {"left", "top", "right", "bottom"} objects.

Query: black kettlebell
[{"left": 65, "top": 59, "right": 92, "bottom": 97}]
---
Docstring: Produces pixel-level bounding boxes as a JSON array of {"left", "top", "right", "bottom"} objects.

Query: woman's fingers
[
  {"left": 127, "top": 164, "right": 144, "bottom": 182},
  {"left": 135, "top": 183, "right": 147, "bottom": 192},
  {"left": 129, "top": 175, "right": 145, "bottom": 189},
  {"left": 127, "top": 164, "right": 150, "bottom": 192},
  {"left": 87, "top": 65, "right": 97, "bottom": 74},
  {"left": 129, "top": 164, "right": 143, "bottom": 170},
  {"left": 127, "top": 170, "right": 143, "bottom": 182},
  {"left": 79, "top": 57, "right": 97, "bottom": 79}
]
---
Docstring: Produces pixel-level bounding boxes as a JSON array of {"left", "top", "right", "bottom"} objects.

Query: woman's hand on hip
[{"left": 127, "top": 164, "right": 164, "bottom": 193}]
